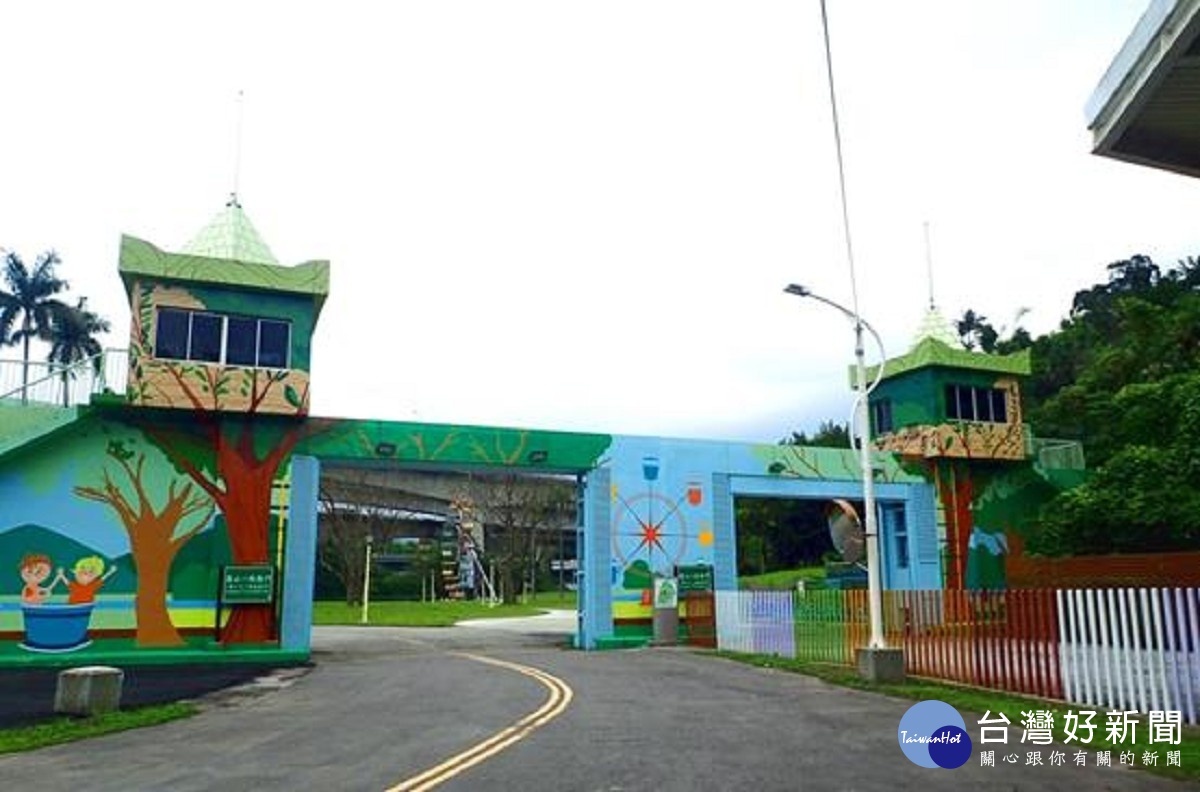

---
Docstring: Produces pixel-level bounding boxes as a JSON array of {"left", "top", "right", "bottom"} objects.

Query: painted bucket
[{"left": 20, "top": 604, "right": 94, "bottom": 653}]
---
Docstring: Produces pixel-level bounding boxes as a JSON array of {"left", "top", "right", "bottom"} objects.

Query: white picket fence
[
  {"left": 1058, "top": 587, "right": 1200, "bottom": 724},
  {"left": 715, "top": 590, "right": 795, "bottom": 658}
]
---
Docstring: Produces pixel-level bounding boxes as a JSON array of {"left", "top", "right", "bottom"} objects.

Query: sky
[{"left": 3, "top": 1, "right": 1198, "bottom": 444}]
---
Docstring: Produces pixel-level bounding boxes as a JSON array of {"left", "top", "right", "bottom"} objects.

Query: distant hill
[
  {"left": 1, "top": 521, "right": 233, "bottom": 599},
  {"left": 169, "top": 518, "right": 232, "bottom": 599},
  {"left": 0, "top": 523, "right": 134, "bottom": 595}
]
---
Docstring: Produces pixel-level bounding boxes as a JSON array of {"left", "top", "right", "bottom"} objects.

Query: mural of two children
[{"left": 19, "top": 553, "right": 116, "bottom": 605}]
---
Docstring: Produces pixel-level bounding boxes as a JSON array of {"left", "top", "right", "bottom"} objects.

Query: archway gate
[
  {"left": 0, "top": 407, "right": 938, "bottom": 667},
  {"left": 294, "top": 418, "right": 939, "bottom": 650}
]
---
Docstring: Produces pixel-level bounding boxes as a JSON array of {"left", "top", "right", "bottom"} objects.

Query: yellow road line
[{"left": 385, "top": 653, "right": 574, "bottom": 792}]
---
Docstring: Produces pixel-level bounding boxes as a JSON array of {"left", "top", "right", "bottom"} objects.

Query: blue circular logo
[{"left": 897, "top": 700, "right": 972, "bottom": 769}]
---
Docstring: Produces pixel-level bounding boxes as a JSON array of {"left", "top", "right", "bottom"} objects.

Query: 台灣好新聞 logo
[{"left": 898, "top": 700, "right": 973, "bottom": 769}]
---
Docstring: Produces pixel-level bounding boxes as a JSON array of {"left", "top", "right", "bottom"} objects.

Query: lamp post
[
  {"left": 361, "top": 533, "right": 373, "bottom": 625},
  {"left": 784, "top": 284, "right": 891, "bottom": 657}
]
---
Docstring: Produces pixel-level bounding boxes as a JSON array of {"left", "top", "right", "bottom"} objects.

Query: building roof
[
  {"left": 118, "top": 197, "right": 330, "bottom": 316},
  {"left": 181, "top": 197, "right": 279, "bottom": 265},
  {"left": 1087, "top": 0, "right": 1200, "bottom": 177},
  {"left": 865, "top": 336, "right": 1032, "bottom": 384},
  {"left": 118, "top": 235, "right": 330, "bottom": 317}
]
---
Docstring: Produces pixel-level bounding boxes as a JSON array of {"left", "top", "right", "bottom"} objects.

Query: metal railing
[{"left": 0, "top": 348, "right": 129, "bottom": 407}]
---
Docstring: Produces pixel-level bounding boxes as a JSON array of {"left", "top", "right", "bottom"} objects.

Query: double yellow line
[{"left": 385, "top": 653, "right": 574, "bottom": 792}]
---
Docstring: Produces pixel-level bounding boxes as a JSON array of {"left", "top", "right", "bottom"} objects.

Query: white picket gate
[{"left": 715, "top": 590, "right": 795, "bottom": 658}]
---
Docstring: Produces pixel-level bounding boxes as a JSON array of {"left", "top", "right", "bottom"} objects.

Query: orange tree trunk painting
[{"left": 74, "top": 441, "right": 214, "bottom": 647}]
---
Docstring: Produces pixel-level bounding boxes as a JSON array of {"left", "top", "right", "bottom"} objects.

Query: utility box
[{"left": 652, "top": 577, "right": 679, "bottom": 646}]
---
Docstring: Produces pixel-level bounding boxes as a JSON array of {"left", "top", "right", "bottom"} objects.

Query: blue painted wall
[{"left": 577, "top": 433, "right": 938, "bottom": 647}]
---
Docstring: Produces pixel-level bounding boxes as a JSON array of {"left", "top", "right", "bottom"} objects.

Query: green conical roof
[
  {"left": 181, "top": 195, "right": 279, "bottom": 265},
  {"left": 911, "top": 306, "right": 960, "bottom": 349}
]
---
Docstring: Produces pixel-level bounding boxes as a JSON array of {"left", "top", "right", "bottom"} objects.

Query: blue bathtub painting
[{"left": 20, "top": 603, "right": 95, "bottom": 653}]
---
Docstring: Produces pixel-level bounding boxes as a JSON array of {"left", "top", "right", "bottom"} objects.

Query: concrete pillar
[{"left": 55, "top": 666, "right": 124, "bottom": 716}]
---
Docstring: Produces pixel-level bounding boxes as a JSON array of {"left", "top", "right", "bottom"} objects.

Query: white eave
[{"left": 1087, "top": 0, "right": 1200, "bottom": 178}]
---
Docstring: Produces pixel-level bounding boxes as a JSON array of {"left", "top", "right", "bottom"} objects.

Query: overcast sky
[{"left": 3, "top": 1, "right": 1197, "bottom": 443}]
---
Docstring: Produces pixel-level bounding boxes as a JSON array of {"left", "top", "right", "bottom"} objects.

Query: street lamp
[{"left": 784, "top": 283, "right": 887, "bottom": 653}]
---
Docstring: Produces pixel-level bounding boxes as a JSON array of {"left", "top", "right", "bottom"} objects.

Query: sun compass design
[{"left": 611, "top": 456, "right": 702, "bottom": 576}]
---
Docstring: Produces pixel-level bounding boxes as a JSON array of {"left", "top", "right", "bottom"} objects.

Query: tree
[
  {"left": 955, "top": 309, "right": 999, "bottom": 353},
  {"left": 46, "top": 297, "right": 110, "bottom": 406},
  {"left": 74, "top": 440, "right": 214, "bottom": 646},
  {"left": 0, "top": 250, "right": 69, "bottom": 401},
  {"left": 465, "top": 473, "right": 575, "bottom": 603},
  {"left": 318, "top": 474, "right": 405, "bottom": 605},
  {"left": 783, "top": 420, "right": 850, "bottom": 449}
]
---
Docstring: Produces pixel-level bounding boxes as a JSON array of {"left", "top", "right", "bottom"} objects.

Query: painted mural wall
[
  {"left": 291, "top": 417, "right": 939, "bottom": 647},
  {"left": 0, "top": 406, "right": 312, "bottom": 666},
  {"left": 1, "top": 407, "right": 948, "bottom": 660},
  {"left": 125, "top": 279, "right": 313, "bottom": 415},
  {"left": 591, "top": 434, "right": 936, "bottom": 645},
  {"left": 874, "top": 372, "right": 1026, "bottom": 461}
]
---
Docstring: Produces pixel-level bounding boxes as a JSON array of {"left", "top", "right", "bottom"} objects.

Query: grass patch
[
  {"left": 524, "top": 590, "right": 578, "bottom": 608},
  {"left": 314, "top": 598, "right": 564, "bottom": 627},
  {"left": 719, "top": 652, "right": 1200, "bottom": 782},
  {"left": 0, "top": 703, "right": 196, "bottom": 755},
  {"left": 739, "top": 566, "right": 826, "bottom": 590}
]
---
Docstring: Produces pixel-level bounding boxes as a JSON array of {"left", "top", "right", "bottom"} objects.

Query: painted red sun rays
[{"left": 634, "top": 521, "right": 666, "bottom": 554}]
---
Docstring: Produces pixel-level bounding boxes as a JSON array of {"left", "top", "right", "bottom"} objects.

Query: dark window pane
[
  {"left": 155, "top": 309, "right": 189, "bottom": 360},
  {"left": 226, "top": 317, "right": 258, "bottom": 366},
  {"left": 991, "top": 389, "right": 1008, "bottom": 423},
  {"left": 873, "top": 399, "right": 893, "bottom": 434},
  {"left": 945, "top": 386, "right": 959, "bottom": 419},
  {"left": 974, "top": 387, "right": 993, "bottom": 422},
  {"left": 258, "top": 320, "right": 290, "bottom": 368},
  {"left": 189, "top": 313, "right": 222, "bottom": 363},
  {"left": 957, "top": 386, "right": 974, "bottom": 421}
]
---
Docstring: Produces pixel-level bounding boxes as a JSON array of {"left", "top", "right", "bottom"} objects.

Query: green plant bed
[
  {"left": 313, "top": 599, "right": 555, "bottom": 627},
  {"left": 0, "top": 703, "right": 196, "bottom": 754}
]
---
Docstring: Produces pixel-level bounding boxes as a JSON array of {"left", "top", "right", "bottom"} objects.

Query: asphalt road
[{"left": 1, "top": 616, "right": 1197, "bottom": 792}]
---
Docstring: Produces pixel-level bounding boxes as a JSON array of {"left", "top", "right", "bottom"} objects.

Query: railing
[
  {"left": 719, "top": 586, "right": 1200, "bottom": 724},
  {"left": 0, "top": 348, "right": 129, "bottom": 407}
]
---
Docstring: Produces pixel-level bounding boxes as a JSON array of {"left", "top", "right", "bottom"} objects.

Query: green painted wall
[{"left": 873, "top": 366, "right": 1019, "bottom": 430}]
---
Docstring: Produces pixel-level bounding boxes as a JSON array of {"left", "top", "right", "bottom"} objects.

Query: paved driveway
[{"left": 1, "top": 620, "right": 1196, "bottom": 791}]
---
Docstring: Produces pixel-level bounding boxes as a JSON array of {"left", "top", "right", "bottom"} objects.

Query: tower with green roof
[
  {"left": 865, "top": 306, "right": 1031, "bottom": 590},
  {"left": 118, "top": 196, "right": 330, "bottom": 416}
]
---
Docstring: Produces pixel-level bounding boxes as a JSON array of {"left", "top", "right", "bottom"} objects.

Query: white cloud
[{"left": 1, "top": 1, "right": 1188, "bottom": 443}]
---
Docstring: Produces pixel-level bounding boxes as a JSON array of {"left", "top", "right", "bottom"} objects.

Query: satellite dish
[{"left": 827, "top": 498, "right": 865, "bottom": 565}]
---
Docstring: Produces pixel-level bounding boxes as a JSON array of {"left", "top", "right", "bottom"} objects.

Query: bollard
[{"left": 55, "top": 665, "right": 124, "bottom": 716}]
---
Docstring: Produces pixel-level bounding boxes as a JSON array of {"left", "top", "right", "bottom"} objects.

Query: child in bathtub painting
[
  {"left": 54, "top": 556, "right": 117, "bottom": 604},
  {"left": 19, "top": 553, "right": 58, "bottom": 605}
]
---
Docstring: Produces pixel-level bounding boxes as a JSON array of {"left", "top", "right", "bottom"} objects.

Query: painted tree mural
[
  {"left": 74, "top": 440, "right": 214, "bottom": 647},
  {"left": 142, "top": 414, "right": 313, "bottom": 644},
  {"left": 122, "top": 282, "right": 321, "bottom": 644}
]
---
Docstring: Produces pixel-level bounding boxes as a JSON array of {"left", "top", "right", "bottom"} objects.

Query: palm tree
[
  {"left": 0, "top": 250, "right": 69, "bottom": 401},
  {"left": 47, "top": 297, "right": 111, "bottom": 406}
]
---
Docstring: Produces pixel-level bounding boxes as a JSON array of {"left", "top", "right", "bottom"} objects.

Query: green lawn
[
  {"left": 0, "top": 703, "right": 196, "bottom": 755},
  {"left": 313, "top": 591, "right": 577, "bottom": 627},
  {"left": 740, "top": 566, "right": 827, "bottom": 590},
  {"left": 719, "top": 652, "right": 1200, "bottom": 783}
]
